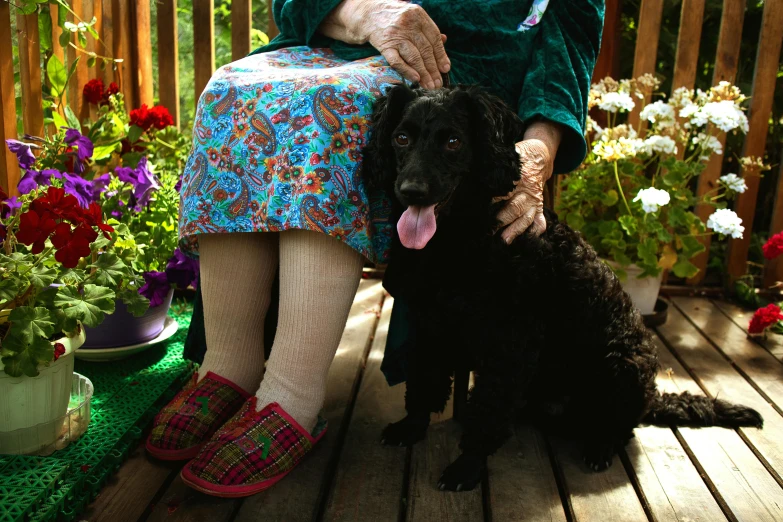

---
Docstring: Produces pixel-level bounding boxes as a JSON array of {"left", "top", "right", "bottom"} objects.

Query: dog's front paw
[
  {"left": 381, "top": 415, "right": 430, "bottom": 446},
  {"left": 437, "top": 454, "right": 485, "bottom": 492},
  {"left": 583, "top": 442, "right": 615, "bottom": 472}
]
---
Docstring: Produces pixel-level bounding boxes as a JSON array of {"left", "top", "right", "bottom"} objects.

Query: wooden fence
[{"left": 1, "top": 0, "right": 782, "bottom": 287}]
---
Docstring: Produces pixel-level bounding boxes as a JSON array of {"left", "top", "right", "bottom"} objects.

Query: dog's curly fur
[{"left": 363, "top": 84, "right": 764, "bottom": 492}]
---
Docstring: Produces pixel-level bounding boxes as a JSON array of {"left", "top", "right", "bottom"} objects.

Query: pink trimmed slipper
[
  {"left": 180, "top": 399, "right": 328, "bottom": 498},
  {"left": 146, "top": 371, "right": 251, "bottom": 461}
]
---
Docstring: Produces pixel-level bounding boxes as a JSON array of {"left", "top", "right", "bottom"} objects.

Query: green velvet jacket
[{"left": 252, "top": 0, "right": 605, "bottom": 174}]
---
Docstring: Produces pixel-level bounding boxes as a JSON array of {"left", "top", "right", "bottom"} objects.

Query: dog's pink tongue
[{"left": 398, "top": 205, "right": 438, "bottom": 250}]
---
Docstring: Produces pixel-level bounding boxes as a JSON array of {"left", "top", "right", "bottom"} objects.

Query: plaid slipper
[
  {"left": 146, "top": 371, "right": 251, "bottom": 461},
  {"left": 180, "top": 399, "right": 328, "bottom": 497}
]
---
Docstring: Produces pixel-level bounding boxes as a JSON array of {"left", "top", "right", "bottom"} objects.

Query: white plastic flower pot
[
  {"left": 605, "top": 261, "right": 663, "bottom": 315},
  {"left": 0, "top": 324, "right": 86, "bottom": 454}
]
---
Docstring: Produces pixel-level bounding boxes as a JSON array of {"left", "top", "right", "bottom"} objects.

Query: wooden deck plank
[
  {"left": 82, "top": 446, "right": 181, "bottom": 522},
  {"left": 711, "top": 299, "right": 783, "bottom": 361},
  {"left": 655, "top": 305, "right": 783, "bottom": 484},
  {"left": 671, "top": 297, "right": 783, "bottom": 411},
  {"left": 488, "top": 425, "right": 567, "bottom": 522},
  {"left": 549, "top": 437, "right": 648, "bottom": 522},
  {"left": 322, "top": 297, "right": 409, "bottom": 522},
  {"left": 233, "top": 280, "right": 385, "bottom": 522}
]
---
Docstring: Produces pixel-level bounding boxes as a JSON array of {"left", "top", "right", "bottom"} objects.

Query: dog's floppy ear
[
  {"left": 459, "top": 87, "right": 526, "bottom": 197},
  {"left": 363, "top": 83, "right": 417, "bottom": 190}
]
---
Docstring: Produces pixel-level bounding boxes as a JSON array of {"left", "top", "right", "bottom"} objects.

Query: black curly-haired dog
[{"left": 363, "top": 83, "right": 764, "bottom": 492}]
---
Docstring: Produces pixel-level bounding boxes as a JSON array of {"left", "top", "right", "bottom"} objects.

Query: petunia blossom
[
  {"left": 165, "top": 248, "right": 199, "bottom": 290},
  {"left": 139, "top": 271, "right": 171, "bottom": 307},
  {"left": 6, "top": 139, "right": 36, "bottom": 169},
  {"left": 17, "top": 169, "right": 53, "bottom": 195},
  {"left": 62, "top": 172, "right": 95, "bottom": 208},
  {"left": 64, "top": 129, "right": 94, "bottom": 173}
]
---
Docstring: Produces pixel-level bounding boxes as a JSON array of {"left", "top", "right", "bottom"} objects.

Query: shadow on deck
[{"left": 82, "top": 280, "right": 783, "bottom": 522}]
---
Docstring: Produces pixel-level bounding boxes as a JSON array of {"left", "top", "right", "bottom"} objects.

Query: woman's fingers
[
  {"left": 397, "top": 40, "right": 437, "bottom": 89},
  {"left": 381, "top": 47, "right": 421, "bottom": 84},
  {"left": 412, "top": 33, "right": 443, "bottom": 88},
  {"left": 501, "top": 206, "right": 539, "bottom": 244},
  {"left": 495, "top": 191, "right": 530, "bottom": 227}
]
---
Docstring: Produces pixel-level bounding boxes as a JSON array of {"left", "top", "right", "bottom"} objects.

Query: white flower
[
  {"left": 640, "top": 101, "right": 675, "bottom": 125},
  {"left": 633, "top": 188, "right": 671, "bottom": 213},
  {"left": 593, "top": 137, "right": 644, "bottom": 161},
  {"left": 706, "top": 208, "right": 744, "bottom": 239},
  {"left": 690, "top": 100, "right": 749, "bottom": 133},
  {"left": 641, "top": 135, "right": 678, "bottom": 155},
  {"left": 598, "top": 91, "right": 636, "bottom": 113},
  {"left": 679, "top": 104, "right": 699, "bottom": 119},
  {"left": 692, "top": 132, "right": 723, "bottom": 160},
  {"left": 586, "top": 115, "right": 602, "bottom": 137},
  {"left": 719, "top": 173, "right": 747, "bottom": 194}
]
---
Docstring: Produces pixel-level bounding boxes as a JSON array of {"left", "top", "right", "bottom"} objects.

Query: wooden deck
[{"left": 82, "top": 280, "right": 783, "bottom": 522}]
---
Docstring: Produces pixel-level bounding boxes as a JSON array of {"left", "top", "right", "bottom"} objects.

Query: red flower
[
  {"left": 748, "top": 304, "right": 783, "bottom": 335},
  {"left": 82, "top": 202, "right": 114, "bottom": 238},
  {"left": 51, "top": 222, "right": 97, "bottom": 268},
  {"left": 763, "top": 232, "right": 783, "bottom": 260},
  {"left": 104, "top": 82, "right": 120, "bottom": 99},
  {"left": 130, "top": 104, "right": 151, "bottom": 130},
  {"left": 16, "top": 209, "right": 57, "bottom": 254},
  {"left": 83, "top": 79, "right": 105, "bottom": 105},
  {"left": 53, "top": 343, "right": 66, "bottom": 361},
  {"left": 149, "top": 105, "right": 174, "bottom": 129}
]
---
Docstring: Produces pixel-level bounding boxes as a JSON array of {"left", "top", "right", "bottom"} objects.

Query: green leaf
[
  {"left": 53, "top": 284, "right": 116, "bottom": 328},
  {"left": 127, "top": 125, "right": 144, "bottom": 144},
  {"left": 92, "top": 142, "right": 120, "bottom": 161},
  {"left": 87, "top": 55, "right": 96, "bottom": 68},
  {"left": 58, "top": 29, "right": 70, "bottom": 48},
  {"left": 637, "top": 238, "right": 658, "bottom": 267},
  {"left": 47, "top": 55, "right": 67, "bottom": 97},
  {"left": 8, "top": 307, "right": 56, "bottom": 345},
  {"left": 119, "top": 289, "right": 150, "bottom": 317},
  {"left": 672, "top": 259, "right": 699, "bottom": 279},
  {"left": 680, "top": 235, "right": 706, "bottom": 258},
  {"left": 566, "top": 212, "right": 585, "bottom": 230},
  {"left": 663, "top": 170, "right": 685, "bottom": 187},
  {"left": 600, "top": 189, "right": 619, "bottom": 207},
  {"left": 88, "top": 253, "right": 128, "bottom": 287},
  {"left": 38, "top": 8, "right": 52, "bottom": 52},
  {"left": 77, "top": 30, "right": 87, "bottom": 48},
  {"left": 65, "top": 105, "right": 80, "bottom": 130},
  {"left": 618, "top": 215, "right": 637, "bottom": 236},
  {"left": 0, "top": 278, "right": 22, "bottom": 303},
  {"left": 29, "top": 265, "right": 57, "bottom": 289},
  {"left": 52, "top": 111, "right": 67, "bottom": 130}
]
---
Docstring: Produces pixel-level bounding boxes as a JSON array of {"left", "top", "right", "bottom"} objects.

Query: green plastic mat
[{"left": 0, "top": 307, "right": 194, "bottom": 522}]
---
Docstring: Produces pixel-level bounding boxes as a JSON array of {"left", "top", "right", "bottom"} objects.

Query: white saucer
[{"left": 75, "top": 317, "right": 180, "bottom": 362}]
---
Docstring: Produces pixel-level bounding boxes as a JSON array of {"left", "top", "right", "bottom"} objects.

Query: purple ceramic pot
[{"left": 82, "top": 289, "right": 174, "bottom": 349}]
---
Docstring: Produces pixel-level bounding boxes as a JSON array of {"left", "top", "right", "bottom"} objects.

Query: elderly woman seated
[{"left": 145, "top": 0, "right": 603, "bottom": 497}]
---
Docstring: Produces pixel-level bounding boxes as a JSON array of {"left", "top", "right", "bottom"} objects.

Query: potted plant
[
  {"left": 75, "top": 81, "right": 197, "bottom": 348},
  {"left": 0, "top": 139, "right": 142, "bottom": 451},
  {"left": 558, "top": 76, "right": 762, "bottom": 314}
]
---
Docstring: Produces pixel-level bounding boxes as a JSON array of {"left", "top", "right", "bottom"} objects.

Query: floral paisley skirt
[{"left": 178, "top": 47, "right": 403, "bottom": 264}]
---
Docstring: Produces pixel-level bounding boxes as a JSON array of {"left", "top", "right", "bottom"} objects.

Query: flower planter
[
  {"left": 606, "top": 261, "right": 664, "bottom": 315},
  {"left": 82, "top": 289, "right": 174, "bottom": 349},
  {"left": 0, "top": 325, "right": 86, "bottom": 454}
]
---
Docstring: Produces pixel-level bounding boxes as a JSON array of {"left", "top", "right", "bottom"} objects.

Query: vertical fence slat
[
  {"left": 671, "top": 0, "right": 705, "bottom": 91},
  {"left": 627, "top": 0, "right": 663, "bottom": 132},
  {"left": 232, "top": 0, "right": 252, "bottom": 60},
  {"left": 132, "top": 0, "right": 153, "bottom": 106},
  {"left": 112, "top": 0, "right": 136, "bottom": 107},
  {"left": 16, "top": 11, "right": 44, "bottom": 138},
  {"left": 767, "top": 162, "right": 783, "bottom": 285},
  {"left": 100, "top": 0, "right": 114, "bottom": 85},
  {"left": 0, "top": 2, "right": 20, "bottom": 195},
  {"left": 592, "top": 0, "right": 621, "bottom": 83},
  {"left": 267, "top": 0, "right": 278, "bottom": 39},
  {"left": 687, "top": 0, "right": 746, "bottom": 285},
  {"left": 193, "top": 0, "right": 215, "bottom": 103},
  {"left": 728, "top": 1, "right": 783, "bottom": 284},
  {"left": 50, "top": 5, "right": 69, "bottom": 109},
  {"left": 67, "top": 0, "right": 90, "bottom": 125},
  {"left": 157, "top": 0, "right": 180, "bottom": 127}
]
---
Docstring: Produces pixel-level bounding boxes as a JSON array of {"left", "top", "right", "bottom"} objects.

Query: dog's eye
[
  {"left": 395, "top": 134, "right": 409, "bottom": 146},
  {"left": 446, "top": 136, "right": 462, "bottom": 150}
]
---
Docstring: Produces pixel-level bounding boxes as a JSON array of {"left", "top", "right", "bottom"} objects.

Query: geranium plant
[
  {"left": 558, "top": 76, "right": 765, "bottom": 281},
  {"left": 741, "top": 231, "right": 783, "bottom": 338}
]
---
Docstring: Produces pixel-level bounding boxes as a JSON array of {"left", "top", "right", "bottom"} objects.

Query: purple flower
[
  {"left": 64, "top": 128, "right": 94, "bottom": 174},
  {"left": 1, "top": 197, "right": 21, "bottom": 219},
  {"left": 62, "top": 172, "right": 94, "bottom": 208},
  {"left": 164, "top": 248, "right": 199, "bottom": 290},
  {"left": 114, "top": 166, "right": 137, "bottom": 185},
  {"left": 91, "top": 173, "right": 112, "bottom": 200},
  {"left": 174, "top": 177, "right": 182, "bottom": 192},
  {"left": 17, "top": 169, "right": 53, "bottom": 195},
  {"left": 6, "top": 139, "right": 36, "bottom": 169},
  {"left": 43, "top": 168, "right": 63, "bottom": 180},
  {"left": 132, "top": 157, "right": 160, "bottom": 209},
  {"left": 139, "top": 271, "right": 171, "bottom": 307}
]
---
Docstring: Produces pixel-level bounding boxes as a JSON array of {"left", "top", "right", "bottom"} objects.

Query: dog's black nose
[{"left": 399, "top": 180, "right": 430, "bottom": 201}]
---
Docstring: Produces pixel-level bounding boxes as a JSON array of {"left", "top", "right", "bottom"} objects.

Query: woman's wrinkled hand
[
  {"left": 494, "top": 122, "right": 562, "bottom": 244},
  {"left": 322, "top": 0, "right": 450, "bottom": 89}
]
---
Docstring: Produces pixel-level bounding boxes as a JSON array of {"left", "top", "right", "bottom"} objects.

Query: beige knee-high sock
[
  {"left": 255, "top": 230, "right": 364, "bottom": 432},
  {"left": 198, "top": 232, "right": 279, "bottom": 394}
]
